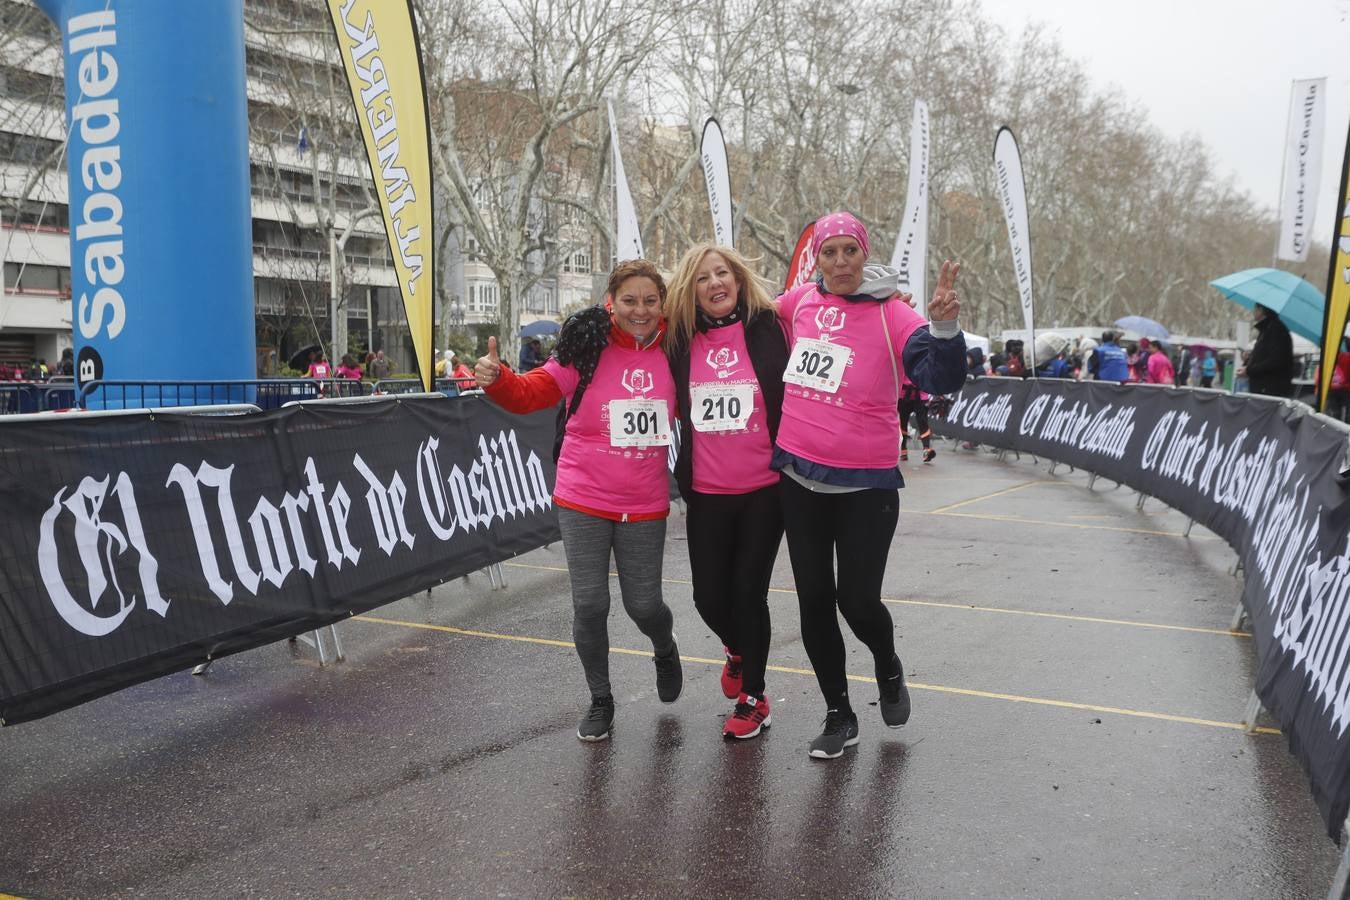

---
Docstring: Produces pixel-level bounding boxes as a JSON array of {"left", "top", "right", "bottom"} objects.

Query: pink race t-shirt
[
  {"left": 543, "top": 345, "right": 676, "bottom": 517},
  {"left": 687, "top": 322, "right": 777, "bottom": 495},
  {"left": 1146, "top": 351, "right": 1175, "bottom": 385},
  {"left": 775, "top": 283, "right": 927, "bottom": 470}
]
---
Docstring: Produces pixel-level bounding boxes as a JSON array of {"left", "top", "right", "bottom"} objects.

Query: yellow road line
[
  {"left": 893, "top": 680, "right": 1281, "bottom": 735},
  {"left": 918, "top": 479, "right": 1219, "bottom": 540},
  {"left": 350, "top": 615, "right": 1280, "bottom": 736},
  {"left": 926, "top": 509, "right": 1219, "bottom": 540},
  {"left": 927, "top": 479, "right": 1055, "bottom": 514},
  {"left": 358, "top": 615, "right": 577, "bottom": 650},
  {"left": 877, "top": 596, "right": 1248, "bottom": 637},
  {"left": 501, "top": 562, "right": 1251, "bottom": 638}
]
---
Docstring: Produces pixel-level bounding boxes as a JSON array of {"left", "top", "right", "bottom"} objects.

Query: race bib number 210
[{"left": 690, "top": 382, "right": 754, "bottom": 432}]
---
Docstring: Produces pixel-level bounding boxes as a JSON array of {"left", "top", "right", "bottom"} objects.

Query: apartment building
[{"left": 0, "top": 0, "right": 585, "bottom": 379}]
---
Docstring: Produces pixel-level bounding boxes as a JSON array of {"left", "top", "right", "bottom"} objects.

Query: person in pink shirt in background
[
  {"left": 897, "top": 374, "right": 935, "bottom": 463},
  {"left": 665, "top": 244, "right": 790, "bottom": 741},
  {"left": 305, "top": 353, "right": 332, "bottom": 380},
  {"left": 773, "top": 211, "right": 967, "bottom": 759},
  {"left": 335, "top": 354, "right": 363, "bottom": 380},
  {"left": 1139, "top": 338, "right": 1176, "bottom": 385}
]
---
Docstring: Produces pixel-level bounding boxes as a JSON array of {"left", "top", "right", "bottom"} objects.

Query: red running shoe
[
  {"left": 720, "top": 648, "right": 743, "bottom": 699},
  {"left": 723, "top": 693, "right": 771, "bottom": 740}
]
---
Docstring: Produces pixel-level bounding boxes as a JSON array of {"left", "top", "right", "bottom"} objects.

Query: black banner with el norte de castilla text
[
  {"left": 934, "top": 376, "right": 1350, "bottom": 839},
  {"left": 0, "top": 396, "right": 560, "bottom": 725}
]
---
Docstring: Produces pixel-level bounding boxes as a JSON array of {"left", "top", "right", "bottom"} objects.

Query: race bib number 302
[
  {"left": 690, "top": 382, "right": 754, "bottom": 432},
  {"left": 783, "top": 337, "right": 851, "bottom": 393},
  {"left": 608, "top": 398, "right": 672, "bottom": 447}
]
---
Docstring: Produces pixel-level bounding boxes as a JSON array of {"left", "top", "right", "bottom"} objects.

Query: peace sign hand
[{"left": 929, "top": 260, "right": 961, "bottom": 323}]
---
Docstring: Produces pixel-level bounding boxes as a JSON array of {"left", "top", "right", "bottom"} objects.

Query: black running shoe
[
  {"left": 877, "top": 656, "right": 911, "bottom": 727},
  {"left": 654, "top": 638, "right": 683, "bottom": 702},
  {"left": 808, "top": 709, "right": 859, "bottom": 759},
  {"left": 577, "top": 695, "right": 615, "bottom": 742}
]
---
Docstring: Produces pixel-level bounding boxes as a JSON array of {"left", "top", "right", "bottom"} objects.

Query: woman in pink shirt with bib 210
[{"left": 665, "top": 244, "right": 790, "bottom": 741}]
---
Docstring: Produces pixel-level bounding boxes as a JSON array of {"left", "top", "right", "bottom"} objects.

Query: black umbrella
[
  {"left": 519, "top": 320, "right": 562, "bottom": 338},
  {"left": 288, "top": 343, "right": 321, "bottom": 371}
]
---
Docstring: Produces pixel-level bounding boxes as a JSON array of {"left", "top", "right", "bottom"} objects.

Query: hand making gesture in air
[
  {"left": 928, "top": 259, "right": 961, "bottom": 323},
  {"left": 475, "top": 336, "right": 502, "bottom": 387}
]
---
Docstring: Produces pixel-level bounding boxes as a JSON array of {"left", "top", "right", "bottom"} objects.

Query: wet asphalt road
[{"left": 0, "top": 438, "right": 1342, "bottom": 899}]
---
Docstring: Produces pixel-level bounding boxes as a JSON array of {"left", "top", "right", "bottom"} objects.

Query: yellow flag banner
[
  {"left": 1319, "top": 121, "right": 1350, "bottom": 413},
  {"left": 328, "top": 0, "right": 434, "bottom": 391}
]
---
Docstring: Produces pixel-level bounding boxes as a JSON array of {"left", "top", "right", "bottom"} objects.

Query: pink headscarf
[{"left": 811, "top": 211, "right": 869, "bottom": 259}]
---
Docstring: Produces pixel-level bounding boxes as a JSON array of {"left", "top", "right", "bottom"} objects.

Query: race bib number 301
[
  {"left": 690, "top": 382, "right": 754, "bottom": 432},
  {"left": 783, "top": 337, "right": 851, "bottom": 393},
  {"left": 608, "top": 398, "right": 672, "bottom": 447}
]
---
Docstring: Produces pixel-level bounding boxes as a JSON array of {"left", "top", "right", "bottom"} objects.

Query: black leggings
[
  {"left": 685, "top": 483, "right": 783, "bottom": 696},
  {"left": 779, "top": 474, "right": 899, "bottom": 709},
  {"left": 898, "top": 398, "right": 931, "bottom": 450}
]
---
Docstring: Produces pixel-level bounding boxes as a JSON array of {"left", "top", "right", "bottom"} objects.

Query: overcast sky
[{"left": 980, "top": 0, "right": 1350, "bottom": 244}]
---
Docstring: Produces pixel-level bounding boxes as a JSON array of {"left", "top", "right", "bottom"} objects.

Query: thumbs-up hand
[{"left": 475, "top": 336, "right": 502, "bottom": 387}]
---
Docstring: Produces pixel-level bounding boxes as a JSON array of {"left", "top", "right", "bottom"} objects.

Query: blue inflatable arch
[{"left": 35, "top": 0, "right": 255, "bottom": 405}]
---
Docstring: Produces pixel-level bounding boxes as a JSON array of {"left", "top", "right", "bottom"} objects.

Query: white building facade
[{"left": 0, "top": 0, "right": 587, "bottom": 380}]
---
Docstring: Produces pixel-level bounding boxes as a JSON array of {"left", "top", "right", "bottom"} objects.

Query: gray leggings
[{"left": 557, "top": 506, "right": 675, "bottom": 698}]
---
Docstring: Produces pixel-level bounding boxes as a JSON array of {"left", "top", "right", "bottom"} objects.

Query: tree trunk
[{"left": 498, "top": 268, "right": 525, "bottom": 366}]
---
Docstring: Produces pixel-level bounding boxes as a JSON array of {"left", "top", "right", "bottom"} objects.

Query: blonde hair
[{"left": 665, "top": 244, "right": 775, "bottom": 349}]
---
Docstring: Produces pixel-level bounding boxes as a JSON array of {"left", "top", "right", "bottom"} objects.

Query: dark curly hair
[
  {"left": 553, "top": 304, "right": 611, "bottom": 417},
  {"left": 553, "top": 261, "right": 667, "bottom": 418}
]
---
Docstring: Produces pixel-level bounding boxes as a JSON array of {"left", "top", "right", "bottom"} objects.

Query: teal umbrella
[{"left": 1209, "top": 267, "right": 1324, "bottom": 344}]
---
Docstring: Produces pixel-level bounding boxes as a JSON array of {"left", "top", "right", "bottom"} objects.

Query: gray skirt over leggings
[{"left": 556, "top": 506, "right": 675, "bottom": 698}]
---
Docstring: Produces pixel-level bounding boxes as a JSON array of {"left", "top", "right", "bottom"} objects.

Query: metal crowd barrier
[
  {"left": 373, "top": 377, "right": 480, "bottom": 396},
  {"left": 6, "top": 378, "right": 483, "bottom": 414},
  {"left": 77, "top": 378, "right": 372, "bottom": 410},
  {"left": 3, "top": 385, "right": 510, "bottom": 672},
  {"left": 281, "top": 390, "right": 445, "bottom": 408},
  {"left": 0, "top": 402, "right": 264, "bottom": 423},
  {"left": 0, "top": 399, "right": 346, "bottom": 671},
  {"left": 0, "top": 379, "right": 77, "bottom": 414}
]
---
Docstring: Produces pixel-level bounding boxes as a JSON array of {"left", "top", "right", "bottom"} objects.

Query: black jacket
[
  {"left": 667, "top": 308, "right": 790, "bottom": 500},
  {"left": 1247, "top": 314, "right": 1295, "bottom": 397}
]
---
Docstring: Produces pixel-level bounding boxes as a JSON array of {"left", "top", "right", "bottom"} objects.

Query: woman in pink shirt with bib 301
[{"left": 474, "top": 260, "right": 683, "bottom": 743}]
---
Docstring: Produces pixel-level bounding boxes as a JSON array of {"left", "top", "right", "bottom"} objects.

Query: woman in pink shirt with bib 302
[
  {"left": 774, "top": 211, "right": 968, "bottom": 759},
  {"left": 474, "top": 260, "right": 683, "bottom": 743}
]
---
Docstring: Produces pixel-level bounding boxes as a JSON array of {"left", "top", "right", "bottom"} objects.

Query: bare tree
[
  {"left": 0, "top": 3, "right": 65, "bottom": 232},
  {"left": 420, "top": 0, "right": 674, "bottom": 362}
]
